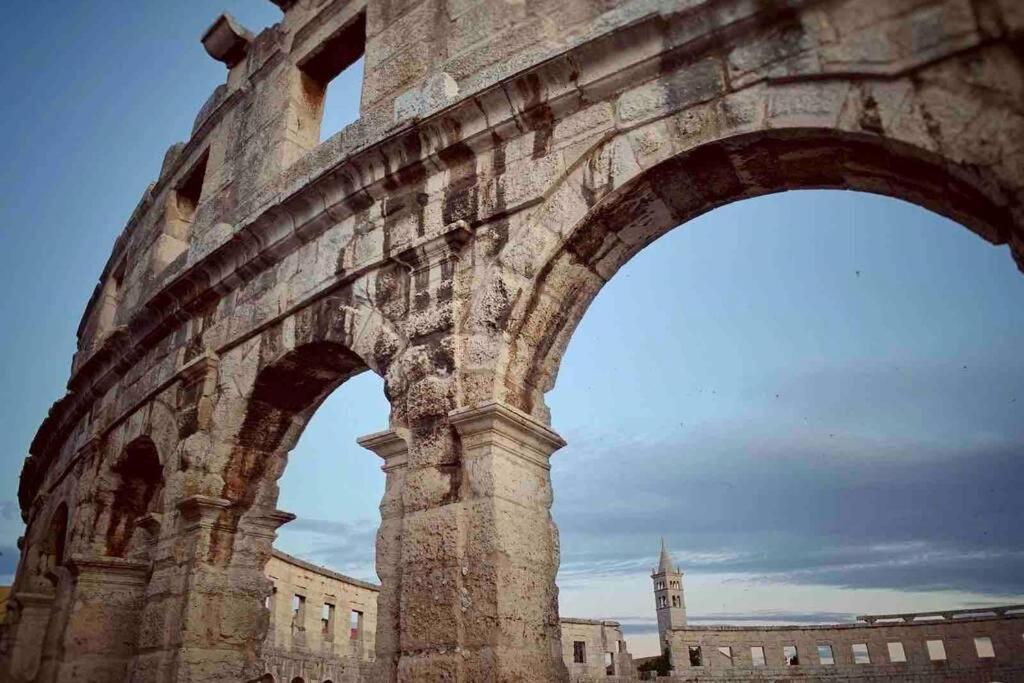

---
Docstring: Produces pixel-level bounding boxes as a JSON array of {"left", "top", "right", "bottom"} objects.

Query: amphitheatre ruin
[{"left": 2, "top": 0, "right": 1024, "bottom": 680}]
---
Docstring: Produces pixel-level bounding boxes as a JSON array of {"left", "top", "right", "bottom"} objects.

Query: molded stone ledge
[
  {"left": 67, "top": 554, "right": 151, "bottom": 580},
  {"left": 357, "top": 429, "right": 409, "bottom": 471},
  {"left": 449, "top": 400, "right": 566, "bottom": 468},
  {"left": 9, "top": 592, "right": 55, "bottom": 608},
  {"left": 177, "top": 495, "right": 233, "bottom": 529}
]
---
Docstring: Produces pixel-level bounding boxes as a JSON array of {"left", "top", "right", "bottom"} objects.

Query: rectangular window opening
[
  {"left": 974, "top": 636, "right": 995, "bottom": 658},
  {"left": 321, "top": 603, "right": 334, "bottom": 635},
  {"left": 888, "top": 641, "right": 906, "bottom": 663},
  {"left": 688, "top": 645, "right": 703, "bottom": 667},
  {"left": 817, "top": 644, "right": 834, "bottom": 665},
  {"left": 926, "top": 639, "right": 947, "bottom": 661},
  {"left": 298, "top": 12, "right": 366, "bottom": 143},
  {"left": 784, "top": 645, "right": 799, "bottom": 666},
  {"left": 751, "top": 646, "right": 766, "bottom": 667},
  {"left": 350, "top": 609, "right": 363, "bottom": 640},
  {"left": 852, "top": 643, "right": 870, "bottom": 664},
  {"left": 573, "top": 641, "right": 586, "bottom": 664},
  {"left": 716, "top": 646, "right": 732, "bottom": 665},
  {"left": 292, "top": 594, "right": 306, "bottom": 625},
  {"left": 175, "top": 150, "right": 209, "bottom": 224}
]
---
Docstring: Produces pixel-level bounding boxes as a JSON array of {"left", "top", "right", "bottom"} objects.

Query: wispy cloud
[{"left": 551, "top": 424, "right": 1024, "bottom": 597}]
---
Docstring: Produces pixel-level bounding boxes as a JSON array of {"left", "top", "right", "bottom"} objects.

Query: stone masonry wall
[
  {"left": 3, "top": 0, "right": 1023, "bottom": 681},
  {"left": 666, "top": 615, "right": 1024, "bottom": 681}
]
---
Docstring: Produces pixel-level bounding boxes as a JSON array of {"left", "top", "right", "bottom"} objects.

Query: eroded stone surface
[{"left": 2, "top": 0, "right": 1023, "bottom": 681}]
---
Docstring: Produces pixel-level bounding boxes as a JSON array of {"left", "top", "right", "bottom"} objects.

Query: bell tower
[{"left": 651, "top": 538, "right": 686, "bottom": 647}]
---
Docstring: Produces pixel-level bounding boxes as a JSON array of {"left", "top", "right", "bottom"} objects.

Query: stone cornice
[
  {"left": 357, "top": 429, "right": 409, "bottom": 472},
  {"left": 449, "top": 400, "right": 566, "bottom": 469},
  {"left": 67, "top": 554, "right": 151, "bottom": 579}
]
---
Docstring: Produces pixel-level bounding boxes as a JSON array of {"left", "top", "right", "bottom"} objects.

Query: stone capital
[
  {"left": 176, "top": 495, "right": 233, "bottom": 530},
  {"left": 390, "top": 220, "right": 471, "bottom": 273},
  {"left": 449, "top": 400, "right": 566, "bottom": 469},
  {"left": 357, "top": 429, "right": 409, "bottom": 472},
  {"left": 68, "top": 554, "right": 151, "bottom": 583}
]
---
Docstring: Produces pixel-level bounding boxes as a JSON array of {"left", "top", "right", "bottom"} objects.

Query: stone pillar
[
  {"left": 357, "top": 429, "right": 409, "bottom": 683},
  {"left": 387, "top": 401, "right": 566, "bottom": 681},
  {"left": 1, "top": 592, "right": 56, "bottom": 682},
  {"left": 46, "top": 556, "right": 151, "bottom": 683},
  {"left": 448, "top": 401, "right": 568, "bottom": 682}
]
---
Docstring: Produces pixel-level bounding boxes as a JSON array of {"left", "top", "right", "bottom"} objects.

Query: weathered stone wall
[
  {"left": 665, "top": 615, "right": 1024, "bottom": 681},
  {"left": 3, "top": 0, "right": 1023, "bottom": 681},
  {"left": 262, "top": 550, "right": 379, "bottom": 682},
  {"left": 561, "top": 618, "right": 634, "bottom": 680}
]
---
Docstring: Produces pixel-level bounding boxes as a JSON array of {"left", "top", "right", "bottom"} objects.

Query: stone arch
[
  {"left": 105, "top": 436, "right": 164, "bottom": 558},
  {"left": 221, "top": 339, "right": 370, "bottom": 534},
  {"left": 39, "top": 502, "right": 69, "bottom": 584},
  {"left": 484, "top": 122, "right": 1024, "bottom": 417}
]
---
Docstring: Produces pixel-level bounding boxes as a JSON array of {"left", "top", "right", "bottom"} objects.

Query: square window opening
[
  {"left": 852, "top": 643, "right": 870, "bottom": 664},
  {"left": 888, "top": 641, "right": 906, "bottom": 663},
  {"left": 974, "top": 636, "right": 995, "bottom": 658},
  {"left": 175, "top": 150, "right": 209, "bottom": 223},
  {"left": 926, "top": 639, "right": 947, "bottom": 661},
  {"left": 751, "top": 646, "right": 766, "bottom": 667},
  {"left": 817, "top": 644, "right": 834, "bottom": 665},
  {"left": 784, "top": 645, "right": 799, "bottom": 666},
  {"left": 717, "top": 646, "right": 732, "bottom": 664},
  {"left": 688, "top": 645, "right": 703, "bottom": 667},
  {"left": 297, "top": 12, "right": 366, "bottom": 143}
]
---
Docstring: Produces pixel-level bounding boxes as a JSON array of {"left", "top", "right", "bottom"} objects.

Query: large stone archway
[{"left": 3, "top": 0, "right": 1022, "bottom": 681}]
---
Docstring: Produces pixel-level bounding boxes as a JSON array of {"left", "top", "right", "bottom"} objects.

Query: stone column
[
  {"left": 448, "top": 401, "right": 568, "bottom": 682},
  {"left": 47, "top": 556, "right": 151, "bottom": 683},
  {"left": 1, "top": 591, "right": 56, "bottom": 682},
  {"left": 357, "top": 429, "right": 409, "bottom": 683}
]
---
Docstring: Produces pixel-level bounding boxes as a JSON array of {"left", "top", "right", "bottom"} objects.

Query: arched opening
[
  {"left": 220, "top": 337, "right": 388, "bottom": 671},
  {"left": 496, "top": 129, "right": 1020, "bottom": 417},
  {"left": 540, "top": 187, "right": 1024, "bottom": 659},
  {"left": 106, "top": 437, "right": 163, "bottom": 558},
  {"left": 39, "top": 502, "right": 68, "bottom": 584}
]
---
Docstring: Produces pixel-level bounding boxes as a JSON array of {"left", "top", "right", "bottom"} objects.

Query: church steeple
[
  {"left": 651, "top": 538, "right": 686, "bottom": 648},
  {"left": 658, "top": 537, "right": 677, "bottom": 573}
]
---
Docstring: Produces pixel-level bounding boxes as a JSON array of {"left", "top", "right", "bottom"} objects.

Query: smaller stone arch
[
  {"left": 105, "top": 436, "right": 163, "bottom": 558},
  {"left": 290, "top": 677, "right": 304, "bottom": 683},
  {"left": 38, "top": 502, "right": 69, "bottom": 584}
]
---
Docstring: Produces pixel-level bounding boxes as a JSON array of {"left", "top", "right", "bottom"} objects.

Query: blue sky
[{"left": 1, "top": 3, "right": 1022, "bottom": 658}]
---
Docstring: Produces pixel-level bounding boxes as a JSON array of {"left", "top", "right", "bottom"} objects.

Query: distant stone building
[
  {"left": 261, "top": 550, "right": 635, "bottom": 682},
  {"left": 261, "top": 550, "right": 378, "bottom": 683},
  {"left": 652, "top": 541, "right": 1024, "bottom": 682}
]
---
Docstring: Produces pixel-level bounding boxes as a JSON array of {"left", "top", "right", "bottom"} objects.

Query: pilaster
[
  {"left": 447, "top": 400, "right": 568, "bottom": 682},
  {"left": 357, "top": 429, "right": 409, "bottom": 683}
]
